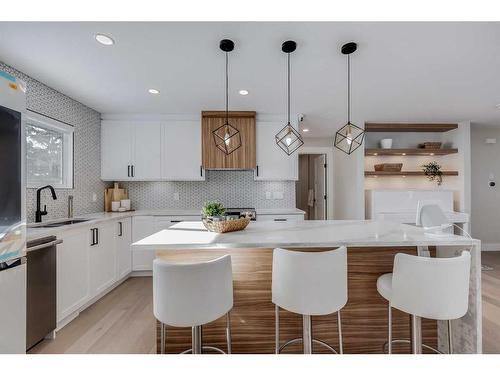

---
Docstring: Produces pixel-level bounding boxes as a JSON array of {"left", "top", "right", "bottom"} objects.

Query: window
[{"left": 25, "top": 111, "right": 74, "bottom": 188}]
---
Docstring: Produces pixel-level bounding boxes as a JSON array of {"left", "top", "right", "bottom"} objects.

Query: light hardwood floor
[
  {"left": 481, "top": 251, "right": 500, "bottom": 354},
  {"left": 28, "top": 277, "right": 156, "bottom": 354},
  {"left": 29, "top": 252, "right": 500, "bottom": 354}
]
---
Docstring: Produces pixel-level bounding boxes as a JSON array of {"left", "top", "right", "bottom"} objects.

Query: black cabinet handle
[
  {"left": 200, "top": 166, "right": 203, "bottom": 177},
  {"left": 127, "top": 165, "right": 131, "bottom": 177},
  {"left": 256, "top": 165, "right": 259, "bottom": 177},
  {"left": 95, "top": 228, "right": 99, "bottom": 245},
  {"left": 90, "top": 228, "right": 96, "bottom": 246},
  {"left": 170, "top": 220, "right": 182, "bottom": 223},
  {"left": 118, "top": 222, "right": 123, "bottom": 237},
  {"left": 131, "top": 165, "right": 135, "bottom": 177},
  {"left": 274, "top": 218, "right": 287, "bottom": 222}
]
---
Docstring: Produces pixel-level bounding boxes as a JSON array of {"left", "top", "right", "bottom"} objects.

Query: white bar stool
[
  {"left": 272, "top": 247, "right": 348, "bottom": 354},
  {"left": 377, "top": 251, "right": 470, "bottom": 354},
  {"left": 153, "top": 255, "right": 233, "bottom": 354}
]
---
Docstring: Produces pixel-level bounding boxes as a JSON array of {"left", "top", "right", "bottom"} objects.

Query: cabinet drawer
[
  {"left": 257, "top": 215, "right": 304, "bottom": 222},
  {"left": 154, "top": 216, "right": 200, "bottom": 231}
]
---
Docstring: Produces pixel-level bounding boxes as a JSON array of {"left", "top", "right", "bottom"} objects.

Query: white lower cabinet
[
  {"left": 56, "top": 229, "right": 90, "bottom": 324},
  {"left": 57, "top": 218, "right": 131, "bottom": 327},
  {"left": 132, "top": 215, "right": 199, "bottom": 271},
  {"left": 116, "top": 218, "right": 132, "bottom": 279},
  {"left": 88, "top": 221, "right": 117, "bottom": 298}
]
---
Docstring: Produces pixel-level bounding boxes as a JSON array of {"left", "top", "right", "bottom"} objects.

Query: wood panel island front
[{"left": 132, "top": 220, "right": 481, "bottom": 354}]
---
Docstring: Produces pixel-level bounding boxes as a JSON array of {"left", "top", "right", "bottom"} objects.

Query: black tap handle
[{"left": 43, "top": 205, "right": 47, "bottom": 213}]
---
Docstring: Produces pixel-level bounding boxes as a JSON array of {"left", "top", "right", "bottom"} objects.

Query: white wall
[
  {"left": 471, "top": 125, "right": 500, "bottom": 250},
  {"left": 303, "top": 137, "right": 364, "bottom": 220}
]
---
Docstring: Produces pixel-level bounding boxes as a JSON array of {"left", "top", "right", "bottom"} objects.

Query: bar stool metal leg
[
  {"left": 387, "top": 304, "right": 392, "bottom": 354},
  {"left": 160, "top": 323, "right": 165, "bottom": 354},
  {"left": 410, "top": 315, "right": 422, "bottom": 354},
  {"left": 448, "top": 320, "right": 453, "bottom": 354},
  {"left": 226, "top": 312, "right": 232, "bottom": 354},
  {"left": 275, "top": 305, "right": 280, "bottom": 354},
  {"left": 337, "top": 311, "right": 343, "bottom": 354},
  {"left": 192, "top": 325, "right": 203, "bottom": 354},
  {"left": 302, "top": 315, "right": 313, "bottom": 354}
]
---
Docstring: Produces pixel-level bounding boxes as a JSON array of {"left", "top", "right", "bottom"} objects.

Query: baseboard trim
[{"left": 482, "top": 243, "right": 500, "bottom": 251}]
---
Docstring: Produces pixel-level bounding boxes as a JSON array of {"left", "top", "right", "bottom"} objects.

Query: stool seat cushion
[{"left": 376, "top": 273, "right": 393, "bottom": 301}]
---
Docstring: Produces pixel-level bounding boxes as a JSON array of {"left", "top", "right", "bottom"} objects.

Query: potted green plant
[
  {"left": 202, "top": 201, "right": 226, "bottom": 221},
  {"left": 422, "top": 161, "right": 443, "bottom": 186}
]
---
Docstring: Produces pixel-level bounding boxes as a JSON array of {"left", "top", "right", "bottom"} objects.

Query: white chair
[
  {"left": 416, "top": 201, "right": 452, "bottom": 231},
  {"left": 153, "top": 255, "right": 233, "bottom": 354},
  {"left": 377, "top": 251, "right": 471, "bottom": 354},
  {"left": 272, "top": 247, "right": 348, "bottom": 354}
]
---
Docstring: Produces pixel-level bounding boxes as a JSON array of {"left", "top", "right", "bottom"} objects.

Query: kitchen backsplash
[
  {"left": 0, "top": 61, "right": 108, "bottom": 223},
  {"left": 121, "top": 170, "right": 296, "bottom": 210}
]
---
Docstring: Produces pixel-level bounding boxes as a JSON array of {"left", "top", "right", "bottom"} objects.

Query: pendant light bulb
[
  {"left": 224, "top": 127, "right": 231, "bottom": 145},
  {"left": 346, "top": 125, "right": 353, "bottom": 145}
]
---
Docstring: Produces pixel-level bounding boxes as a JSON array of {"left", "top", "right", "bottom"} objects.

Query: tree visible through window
[{"left": 25, "top": 113, "right": 74, "bottom": 188}]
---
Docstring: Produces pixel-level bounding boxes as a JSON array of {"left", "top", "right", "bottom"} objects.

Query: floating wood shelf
[
  {"left": 365, "top": 123, "right": 458, "bottom": 133},
  {"left": 365, "top": 148, "right": 458, "bottom": 156},
  {"left": 365, "top": 171, "right": 459, "bottom": 177}
]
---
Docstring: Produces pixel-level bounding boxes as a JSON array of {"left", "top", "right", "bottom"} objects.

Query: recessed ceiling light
[
  {"left": 95, "top": 33, "right": 114, "bottom": 46},
  {"left": 302, "top": 128, "right": 309, "bottom": 132},
  {"left": 496, "top": 104, "right": 500, "bottom": 109},
  {"left": 239, "top": 89, "right": 249, "bottom": 96},
  {"left": 148, "top": 88, "right": 160, "bottom": 95}
]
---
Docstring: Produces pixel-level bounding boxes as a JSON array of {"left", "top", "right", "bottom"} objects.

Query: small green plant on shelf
[
  {"left": 202, "top": 201, "right": 226, "bottom": 220},
  {"left": 422, "top": 161, "right": 443, "bottom": 186}
]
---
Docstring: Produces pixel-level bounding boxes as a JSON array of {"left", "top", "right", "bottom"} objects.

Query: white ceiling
[{"left": 0, "top": 22, "right": 499, "bottom": 136}]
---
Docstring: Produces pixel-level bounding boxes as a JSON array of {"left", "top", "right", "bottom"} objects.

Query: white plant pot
[{"left": 380, "top": 138, "right": 393, "bottom": 149}]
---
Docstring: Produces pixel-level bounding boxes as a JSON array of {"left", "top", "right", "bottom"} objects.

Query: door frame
[{"left": 298, "top": 146, "right": 334, "bottom": 220}]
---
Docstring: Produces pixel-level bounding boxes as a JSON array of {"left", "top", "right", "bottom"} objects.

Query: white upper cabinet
[
  {"left": 162, "top": 121, "right": 204, "bottom": 181},
  {"left": 101, "top": 121, "right": 162, "bottom": 181},
  {"left": 133, "top": 122, "right": 162, "bottom": 180},
  {"left": 101, "top": 121, "right": 133, "bottom": 180},
  {"left": 254, "top": 121, "right": 298, "bottom": 181}
]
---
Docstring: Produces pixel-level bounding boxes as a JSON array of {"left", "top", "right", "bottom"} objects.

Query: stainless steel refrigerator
[{"left": 0, "top": 70, "right": 26, "bottom": 354}]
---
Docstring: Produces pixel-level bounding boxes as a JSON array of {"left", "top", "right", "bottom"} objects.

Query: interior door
[
  {"left": 314, "top": 154, "right": 327, "bottom": 220},
  {"left": 133, "top": 122, "right": 162, "bottom": 179},
  {"left": 101, "top": 121, "right": 133, "bottom": 180}
]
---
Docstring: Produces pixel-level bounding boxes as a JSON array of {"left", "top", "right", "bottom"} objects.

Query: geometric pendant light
[
  {"left": 334, "top": 42, "right": 365, "bottom": 155},
  {"left": 213, "top": 39, "right": 242, "bottom": 155},
  {"left": 275, "top": 40, "right": 304, "bottom": 156}
]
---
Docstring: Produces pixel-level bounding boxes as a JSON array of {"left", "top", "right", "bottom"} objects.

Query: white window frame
[{"left": 25, "top": 110, "right": 74, "bottom": 189}]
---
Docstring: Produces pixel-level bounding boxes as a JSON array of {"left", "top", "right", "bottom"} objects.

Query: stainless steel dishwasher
[{"left": 26, "top": 235, "right": 62, "bottom": 350}]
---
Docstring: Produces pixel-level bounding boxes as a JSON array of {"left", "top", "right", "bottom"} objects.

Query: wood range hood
[{"left": 201, "top": 110, "right": 256, "bottom": 170}]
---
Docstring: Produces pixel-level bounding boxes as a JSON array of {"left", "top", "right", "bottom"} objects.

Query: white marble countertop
[
  {"left": 132, "top": 220, "right": 479, "bottom": 250},
  {"left": 26, "top": 208, "right": 305, "bottom": 240}
]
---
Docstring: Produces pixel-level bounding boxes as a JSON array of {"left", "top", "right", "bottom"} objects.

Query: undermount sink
[{"left": 29, "top": 219, "right": 91, "bottom": 228}]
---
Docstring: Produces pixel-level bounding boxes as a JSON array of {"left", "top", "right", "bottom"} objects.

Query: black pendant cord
[
  {"left": 347, "top": 54, "right": 351, "bottom": 124},
  {"left": 225, "top": 51, "right": 229, "bottom": 125},
  {"left": 287, "top": 52, "right": 291, "bottom": 125}
]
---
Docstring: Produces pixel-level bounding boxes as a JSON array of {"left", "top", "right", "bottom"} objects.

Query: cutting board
[{"left": 104, "top": 183, "right": 128, "bottom": 212}]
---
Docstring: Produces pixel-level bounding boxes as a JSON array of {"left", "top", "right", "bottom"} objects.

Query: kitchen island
[{"left": 133, "top": 220, "right": 481, "bottom": 354}]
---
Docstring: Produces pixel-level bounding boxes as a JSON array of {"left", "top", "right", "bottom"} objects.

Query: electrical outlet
[
  {"left": 265, "top": 192, "right": 272, "bottom": 200},
  {"left": 273, "top": 191, "right": 284, "bottom": 200},
  {"left": 92, "top": 193, "right": 97, "bottom": 202},
  {"left": 173, "top": 192, "right": 180, "bottom": 201}
]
